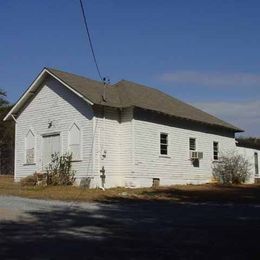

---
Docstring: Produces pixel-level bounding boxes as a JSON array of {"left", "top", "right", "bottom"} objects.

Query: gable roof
[{"left": 4, "top": 67, "right": 243, "bottom": 132}]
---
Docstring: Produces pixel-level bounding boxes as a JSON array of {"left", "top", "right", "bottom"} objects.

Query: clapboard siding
[
  {"left": 92, "top": 106, "right": 121, "bottom": 187},
  {"left": 14, "top": 76, "right": 248, "bottom": 188},
  {"left": 15, "top": 78, "right": 94, "bottom": 181},
  {"left": 120, "top": 108, "right": 133, "bottom": 181},
  {"left": 91, "top": 106, "right": 134, "bottom": 188},
  {"left": 127, "top": 109, "right": 236, "bottom": 187}
]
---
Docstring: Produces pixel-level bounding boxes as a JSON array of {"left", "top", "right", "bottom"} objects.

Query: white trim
[
  {"left": 131, "top": 108, "right": 135, "bottom": 174},
  {"left": 14, "top": 123, "right": 17, "bottom": 180},
  {"left": 4, "top": 69, "right": 46, "bottom": 121},
  {"left": 68, "top": 122, "right": 82, "bottom": 161},
  {"left": 24, "top": 128, "right": 36, "bottom": 165},
  {"left": 41, "top": 132, "right": 62, "bottom": 170},
  {"left": 3, "top": 68, "right": 93, "bottom": 121},
  {"left": 189, "top": 137, "right": 196, "bottom": 151},
  {"left": 47, "top": 70, "right": 93, "bottom": 106},
  {"left": 159, "top": 132, "right": 169, "bottom": 156},
  {"left": 213, "top": 141, "right": 219, "bottom": 161},
  {"left": 11, "top": 114, "right": 17, "bottom": 123},
  {"left": 92, "top": 116, "right": 96, "bottom": 179}
]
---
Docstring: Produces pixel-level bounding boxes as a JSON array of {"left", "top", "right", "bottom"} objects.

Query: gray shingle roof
[{"left": 47, "top": 67, "right": 243, "bottom": 132}]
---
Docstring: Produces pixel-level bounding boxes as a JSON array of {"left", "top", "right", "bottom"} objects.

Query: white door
[{"left": 42, "top": 134, "right": 60, "bottom": 169}]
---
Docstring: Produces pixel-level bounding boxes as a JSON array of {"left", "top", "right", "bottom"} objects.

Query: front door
[
  {"left": 42, "top": 134, "right": 61, "bottom": 169},
  {"left": 255, "top": 152, "right": 259, "bottom": 176}
]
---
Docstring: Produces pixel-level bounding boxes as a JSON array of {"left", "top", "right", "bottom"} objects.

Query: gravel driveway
[{"left": 1, "top": 195, "right": 260, "bottom": 259}]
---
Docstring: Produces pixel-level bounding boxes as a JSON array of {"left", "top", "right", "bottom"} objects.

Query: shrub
[
  {"left": 212, "top": 152, "right": 252, "bottom": 184},
  {"left": 46, "top": 153, "right": 76, "bottom": 185},
  {"left": 20, "top": 173, "right": 37, "bottom": 186}
]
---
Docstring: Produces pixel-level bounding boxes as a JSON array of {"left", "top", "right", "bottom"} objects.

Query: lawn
[{"left": 1, "top": 175, "right": 260, "bottom": 203}]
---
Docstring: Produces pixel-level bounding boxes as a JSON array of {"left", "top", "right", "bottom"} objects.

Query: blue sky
[{"left": 1, "top": 0, "right": 259, "bottom": 136}]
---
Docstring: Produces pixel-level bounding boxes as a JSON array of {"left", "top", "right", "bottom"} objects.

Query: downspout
[
  {"left": 10, "top": 114, "right": 17, "bottom": 181},
  {"left": 100, "top": 80, "right": 108, "bottom": 189}
]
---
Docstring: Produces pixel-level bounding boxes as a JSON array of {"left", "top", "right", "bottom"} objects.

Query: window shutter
[
  {"left": 69, "top": 124, "right": 81, "bottom": 160},
  {"left": 26, "top": 130, "right": 35, "bottom": 164}
]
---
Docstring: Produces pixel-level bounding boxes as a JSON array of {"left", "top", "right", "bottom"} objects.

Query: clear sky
[{"left": 1, "top": 0, "right": 259, "bottom": 136}]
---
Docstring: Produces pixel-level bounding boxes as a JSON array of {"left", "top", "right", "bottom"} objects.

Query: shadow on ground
[
  {"left": 1, "top": 199, "right": 260, "bottom": 259},
  {"left": 134, "top": 184, "right": 260, "bottom": 204}
]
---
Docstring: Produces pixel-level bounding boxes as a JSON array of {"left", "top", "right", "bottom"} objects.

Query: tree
[
  {"left": 236, "top": 136, "right": 260, "bottom": 150},
  {"left": 0, "top": 89, "right": 8, "bottom": 108},
  {"left": 0, "top": 89, "right": 14, "bottom": 175}
]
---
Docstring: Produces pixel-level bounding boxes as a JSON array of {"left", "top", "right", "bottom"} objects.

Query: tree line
[{"left": 0, "top": 90, "right": 14, "bottom": 175}]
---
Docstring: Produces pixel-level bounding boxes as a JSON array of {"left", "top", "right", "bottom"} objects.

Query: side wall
[
  {"left": 125, "top": 109, "right": 237, "bottom": 187},
  {"left": 15, "top": 77, "right": 94, "bottom": 182},
  {"left": 92, "top": 106, "right": 133, "bottom": 188}
]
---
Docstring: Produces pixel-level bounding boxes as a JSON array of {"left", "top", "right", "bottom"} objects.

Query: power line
[{"left": 79, "top": 0, "right": 103, "bottom": 81}]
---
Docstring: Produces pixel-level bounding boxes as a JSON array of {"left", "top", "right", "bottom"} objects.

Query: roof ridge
[{"left": 46, "top": 67, "right": 104, "bottom": 85}]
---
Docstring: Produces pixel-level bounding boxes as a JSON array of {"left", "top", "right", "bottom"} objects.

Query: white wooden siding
[
  {"left": 127, "top": 109, "right": 237, "bottom": 187},
  {"left": 15, "top": 77, "right": 250, "bottom": 188},
  {"left": 120, "top": 108, "right": 134, "bottom": 185},
  {"left": 15, "top": 78, "right": 94, "bottom": 181},
  {"left": 92, "top": 106, "right": 133, "bottom": 188}
]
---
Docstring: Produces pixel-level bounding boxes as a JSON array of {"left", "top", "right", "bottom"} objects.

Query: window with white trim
[
  {"left": 69, "top": 123, "right": 81, "bottom": 160},
  {"left": 189, "top": 138, "right": 196, "bottom": 151},
  {"left": 25, "top": 130, "right": 35, "bottom": 164},
  {"left": 160, "top": 133, "right": 168, "bottom": 155},
  {"left": 213, "top": 142, "right": 219, "bottom": 160}
]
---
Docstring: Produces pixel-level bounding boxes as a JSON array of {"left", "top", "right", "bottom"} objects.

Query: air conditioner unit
[
  {"left": 198, "top": 152, "right": 203, "bottom": 159},
  {"left": 190, "top": 151, "right": 203, "bottom": 160}
]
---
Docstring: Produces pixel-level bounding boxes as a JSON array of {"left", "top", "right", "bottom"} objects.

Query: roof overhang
[
  {"left": 4, "top": 68, "right": 94, "bottom": 121},
  {"left": 134, "top": 106, "right": 244, "bottom": 133}
]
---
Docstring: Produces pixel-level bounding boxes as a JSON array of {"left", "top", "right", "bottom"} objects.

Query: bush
[
  {"left": 212, "top": 152, "right": 252, "bottom": 184},
  {"left": 46, "top": 153, "right": 75, "bottom": 185},
  {"left": 20, "top": 173, "right": 37, "bottom": 186}
]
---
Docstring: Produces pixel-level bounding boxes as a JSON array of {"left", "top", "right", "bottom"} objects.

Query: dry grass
[
  {"left": 0, "top": 175, "right": 129, "bottom": 202},
  {"left": 1, "top": 175, "right": 260, "bottom": 203}
]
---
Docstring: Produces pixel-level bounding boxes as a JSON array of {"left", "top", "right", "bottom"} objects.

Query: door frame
[{"left": 41, "top": 132, "right": 62, "bottom": 170}]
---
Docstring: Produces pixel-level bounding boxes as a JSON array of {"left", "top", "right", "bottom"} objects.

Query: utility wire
[{"left": 79, "top": 0, "right": 103, "bottom": 81}]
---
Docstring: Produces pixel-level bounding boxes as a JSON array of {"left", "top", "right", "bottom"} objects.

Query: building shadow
[{"left": 1, "top": 199, "right": 260, "bottom": 259}]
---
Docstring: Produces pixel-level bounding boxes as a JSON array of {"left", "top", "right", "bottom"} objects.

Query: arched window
[
  {"left": 25, "top": 130, "right": 35, "bottom": 164},
  {"left": 69, "top": 123, "right": 81, "bottom": 160}
]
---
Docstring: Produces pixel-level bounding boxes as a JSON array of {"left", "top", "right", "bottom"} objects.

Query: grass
[{"left": 1, "top": 175, "right": 260, "bottom": 203}]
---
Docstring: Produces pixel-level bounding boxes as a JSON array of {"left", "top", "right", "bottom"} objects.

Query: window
[
  {"left": 25, "top": 130, "right": 35, "bottom": 164},
  {"left": 69, "top": 123, "right": 81, "bottom": 160},
  {"left": 255, "top": 152, "right": 259, "bottom": 176},
  {"left": 189, "top": 138, "right": 196, "bottom": 151},
  {"left": 160, "top": 133, "right": 168, "bottom": 155},
  {"left": 213, "top": 142, "right": 219, "bottom": 160}
]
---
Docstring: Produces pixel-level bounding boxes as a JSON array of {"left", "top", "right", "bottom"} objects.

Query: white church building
[{"left": 4, "top": 68, "right": 259, "bottom": 188}]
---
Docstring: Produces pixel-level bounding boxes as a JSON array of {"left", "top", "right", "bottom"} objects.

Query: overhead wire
[{"left": 79, "top": 0, "right": 103, "bottom": 81}]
